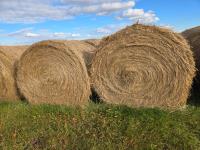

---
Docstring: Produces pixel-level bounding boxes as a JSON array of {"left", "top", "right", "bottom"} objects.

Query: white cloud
[
  {"left": 0, "top": 28, "right": 83, "bottom": 44},
  {"left": 0, "top": 24, "right": 128, "bottom": 45},
  {"left": 118, "top": 8, "right": 159, "bottom": 24},
  {"left": 122, "top": 9, "right": 144, "bottom": 17},
  {"left": 53, "top": 32, "right": 69, "bottom": 38},
  {"left": 68, "top": 1, "right": 135, "bottom": 15},
  {"left": 96, "top": 24, "right": 127, "bottom": 35},
  {"left": 71, "top": 33, "right": 81, "bottom": 37},
  {"left": 0, "top": 0, "right": 159, "bottom": 25},
  {"left": 61, "top": 0, "right": 120, "bottom": 4},
  {"left": 0, "top": 1, "right": 161, "bottom": 44},
  {"left": 97, "top": 28, "right": 111, "bottom": 34},
  {"left": 0, "top": 0, "right": 72, "bottom": 23},
  {"left": 159, "top": 24, "right": 174, "bottom": 30},
  {"left": 7, "top": 28, "right": 34, "bottom": 37},
  {"left": 25, "top": 32, "right": 40, "bottom": 38},
  {"left": 0, "top": 0, "right": 135, "bottom": 23}
]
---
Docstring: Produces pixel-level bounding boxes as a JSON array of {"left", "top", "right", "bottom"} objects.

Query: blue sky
[{"left": 0, "top": 0, "right": 199, "bottom": 45}]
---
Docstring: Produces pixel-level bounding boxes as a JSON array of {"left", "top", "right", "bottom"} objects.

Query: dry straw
[
  {"left": 16, "top": 40, "right": 95, "bottom": 106},
  {"left": 90, "top": 24, "right": 196, "bottom": 108},
  {"left": 182, "top": 26, "right": 200, "bottom": 88},
  {"left": 83, "top": 39, "right": 101, "bottom": 70},
  {"left": 84, "top": 39, "right": 101, "bottom": 48},
  {"left": 0, "top": 46, "right": 28, "bottom": 101}
]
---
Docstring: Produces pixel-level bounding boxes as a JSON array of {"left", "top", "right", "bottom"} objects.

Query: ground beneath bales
[{"left": 0, "top": 102, "right": 200, "bottom": 149}]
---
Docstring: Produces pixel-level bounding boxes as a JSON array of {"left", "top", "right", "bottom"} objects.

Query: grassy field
[{"left": 0, "top": 102, "right": 200, "bottom": 149}]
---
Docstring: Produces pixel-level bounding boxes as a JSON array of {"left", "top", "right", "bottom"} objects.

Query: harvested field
[{"left": 90, "top": 24, "right": 196, "bottom": 108}]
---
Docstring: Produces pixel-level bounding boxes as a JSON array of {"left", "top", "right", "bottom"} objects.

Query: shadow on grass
[
  {"left": 89, "top": 87, "right": 200, "bottom": 108},
  {"left": 187, "top": 84, "right": 200, "bottom": 106}
]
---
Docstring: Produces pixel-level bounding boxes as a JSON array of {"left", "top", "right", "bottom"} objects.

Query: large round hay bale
[
  {"left": 16, "top": 40, "right": 94, "bottom": 106},
  {"left": 0, "top": 46, "right": 28, "bottom": 101},
  {"left": 90, "top": 24, "right": 196, "bottom": 108},
  {"left": 182, "top": 26, "right": 200, "bottom": 87}
]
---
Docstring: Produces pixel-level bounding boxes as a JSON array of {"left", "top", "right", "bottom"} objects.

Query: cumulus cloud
[
  {"left": 0, "top": 0, "right": 160, "bottom": 44},
  {"left": 0, "top": 0, "right": 159, "bottom": 24},
  {"left": 118, "top": 8, "right": 159, "bottom": 24},
  {"left": 69, "top": 1, "right": 135, "bottom": 16},
  {"left": 0, "top": 0, "right": 135, "bottom": 23},
  {"left": 0, "top": 0, "right": 72, "bottom": 23}
]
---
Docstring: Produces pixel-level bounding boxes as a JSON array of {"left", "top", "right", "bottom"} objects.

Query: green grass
[{"left": 0, "top": 102, "right": 200, "bottom": 150}]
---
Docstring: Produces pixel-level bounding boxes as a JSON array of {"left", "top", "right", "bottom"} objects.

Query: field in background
[{"left": 0, "top": 102, "right": 199, "bottom": 149}]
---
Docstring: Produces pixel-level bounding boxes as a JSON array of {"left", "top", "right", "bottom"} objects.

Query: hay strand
[{"left": 84, "top": 39, "right": 101, "bottom": 48}]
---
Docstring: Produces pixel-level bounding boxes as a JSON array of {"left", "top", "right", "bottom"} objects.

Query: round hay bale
[
  {"left": 90, "top": 24, "right": 196, "bottom": 108},
  {"left": 0, "top": 46, "right": 28, "bottom": 101},
  {"left": 16, "top": 40, "right": 93, "bottom": 106},
  {"left": 182, "top": 26, "right": 200, "bottom": 87}
]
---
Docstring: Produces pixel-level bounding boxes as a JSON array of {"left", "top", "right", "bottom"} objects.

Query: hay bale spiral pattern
[
  {"left": 90, "top": 24, "right": 196, "bottom": 108},
  {"left": 16, "top": 40, "right": 92, "bottom": 106}
]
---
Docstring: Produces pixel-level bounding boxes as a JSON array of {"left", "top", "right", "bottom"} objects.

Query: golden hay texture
[
  {"left": 0, "top": 46, "right": 28, "bottom": 101},
  {"left": 84, "top": 39, "right": 101, "bottom": 48},
  {"left": 83, "top": 39, "right": 101, "bottom": 70},
  {"left": 90, "top": 24, "right": 196, "bottom": 108},
  {"left": 16, "top": 40, "right": 94, "bottom": 106},
  {"left": 182, "top": 26, "right": 200, "bottom": 88}
]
